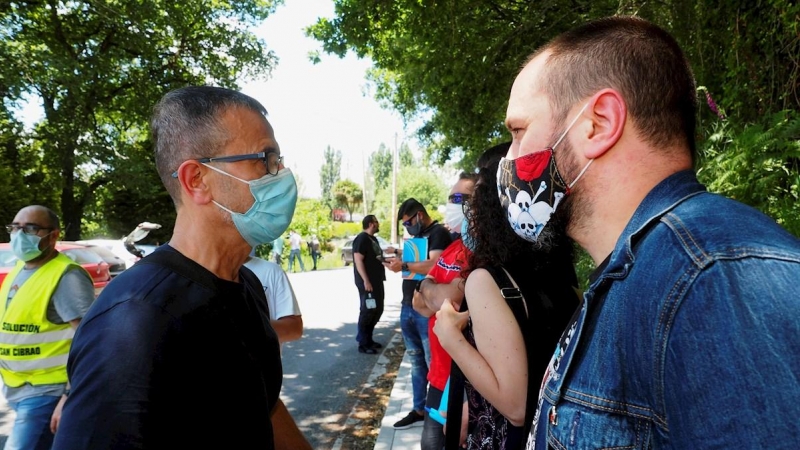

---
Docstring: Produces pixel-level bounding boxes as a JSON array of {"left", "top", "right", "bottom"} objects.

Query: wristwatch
[
  {"left": 415, "top": 278, "right": 427, "bottom": 293},
  {"left": 401, "top": 262, "right": 409, "bottom": 272}
]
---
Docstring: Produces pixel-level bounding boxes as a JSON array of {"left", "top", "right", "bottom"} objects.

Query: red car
[{"left": 0, "top": 242, "right": 111, "bottom": 297}]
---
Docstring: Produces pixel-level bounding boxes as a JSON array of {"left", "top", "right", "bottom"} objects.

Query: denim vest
[{"left": 528, "top": 170, "right": 800, "bottom": 449}]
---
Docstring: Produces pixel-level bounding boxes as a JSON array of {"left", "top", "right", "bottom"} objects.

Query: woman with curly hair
[{"left": 435, "top": 143, "right": 579, "bottom": 450}]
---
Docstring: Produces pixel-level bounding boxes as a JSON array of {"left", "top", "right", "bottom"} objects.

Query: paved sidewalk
[{"left": 374, "top": 346, "right": 423, "bottom": 450}]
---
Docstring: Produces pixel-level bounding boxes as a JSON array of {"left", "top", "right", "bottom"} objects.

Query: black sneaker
[
  {"left": 358, "top": 345, "right": 378, "bottom": 354},
  {"left": 369, "top": 341, "right": 383, "bottom": 349},
  {"left": 393, "top": 410, "right": 424, "bottom": 429}
]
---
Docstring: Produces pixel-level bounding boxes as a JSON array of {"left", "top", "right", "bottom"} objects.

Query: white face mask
[{"left": 444, "top": 203, "right": 465, "bottom": 232}]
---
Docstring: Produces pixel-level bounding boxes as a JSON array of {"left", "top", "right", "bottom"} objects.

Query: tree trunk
[{"left": 59, "top": 145, "right": 82, "bottom": 240}]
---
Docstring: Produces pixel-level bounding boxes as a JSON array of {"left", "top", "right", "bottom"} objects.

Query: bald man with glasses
[{"left": 0, "top": 205, "right": 95, "bottom": 450}]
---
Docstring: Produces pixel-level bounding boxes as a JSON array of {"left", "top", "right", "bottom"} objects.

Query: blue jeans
[
  {"left": 5, "top": 395, "right": 60, "bottom": 450},
  {"left": 400, "top": 304, "right": 431, "bottom": 412},
  {"left": 288, "top": 249, "right": 304, "bottom": 272}
]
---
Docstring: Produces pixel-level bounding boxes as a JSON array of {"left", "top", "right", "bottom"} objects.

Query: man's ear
[
  {"left": 584, "top": 89, "right": 626, "bottom": 160},
  {"left": 176, "top": 161, "right": 213, "bottom": 205}
]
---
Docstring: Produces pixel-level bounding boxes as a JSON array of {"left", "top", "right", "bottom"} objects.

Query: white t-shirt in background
[{"left": 243, "top": 257, "right": 301, "bottom": 321}]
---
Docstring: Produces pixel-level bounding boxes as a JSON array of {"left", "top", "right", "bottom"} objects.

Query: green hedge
[{"left": 332, "top": 221, "right": 362, "bottom": 239}]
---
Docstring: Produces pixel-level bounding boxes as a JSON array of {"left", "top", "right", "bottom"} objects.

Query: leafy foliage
[
  {"left": 319, "top": 145, "right": 342, "bottom": 216},
  {"left": 372, "top": 166, "right": 448, "bottom": 227},
  {"left": 308, "top": 1, "right": 799, "bottom": 168},
  {"left": 2, "top": 0, "right": 281, "bottom": 239},
  {"left": 287, "top": 198, "right": 334, "bottom": 243},
  {"left": 697, "top": 110, "right": 800, "bottom": 235}
]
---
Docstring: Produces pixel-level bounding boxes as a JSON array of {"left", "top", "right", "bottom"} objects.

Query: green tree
[
  {"left": 369, "top": 143, "right": 393, "bottom": 192},
  {"left": 320, "top": 145, "right": 342, "bottom": 217},
  {"left": 308, "top": 1, "right": 799, "bottom": 164},
  {"left": 2, "top": 0, "right": 281, "bottom": 239},
  {"left": 333, "top": 179, "right": 364, "bottom": 221},
  {"left": 372, "top": 166, "right": 448, "bottom": 227},
  {"left": 288, "top": 198, "right": 334, "bottom": 245}
]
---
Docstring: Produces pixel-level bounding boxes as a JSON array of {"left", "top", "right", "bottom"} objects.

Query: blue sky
[{"left": 241, "top": 0, "right": 414, "bottom": 199}]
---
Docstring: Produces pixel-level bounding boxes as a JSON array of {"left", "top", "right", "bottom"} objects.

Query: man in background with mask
[
  {"left": 413, "top": 145, "right": 509, "bottom": 449},
  {"left": 0, "top": 205, "right": 94, "bottom": 450},
  {"left": 442, "top": 172, "right": 476, "bottom": 240},
  {"left": 500, "top": 17, "right": 800, "bottom": 449},
  {"left": 412, "top": 171, "right": 476, "bottom": 449},
  {"left": 352, "top": 215, "right": 385, "bottom": 354},
  {"left": 55, "top": 86, "right": 310, "bottom": 449},
  {"left": 385, "top": 199, "right": 452, "bottom": 429}
]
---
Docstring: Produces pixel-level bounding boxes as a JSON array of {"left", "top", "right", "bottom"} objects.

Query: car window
[
  {"left": 61, "top": 248, "right": 105, "bottom": 265},
  {"left": 84, "top": 246, "right": 123, "bottom": 261}
]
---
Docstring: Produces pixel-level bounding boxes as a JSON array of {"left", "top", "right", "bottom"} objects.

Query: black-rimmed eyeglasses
[
  {"left": 171, "top": 152, "right": 284, "bottom": 177},
  {"left": 6, "top": 224, "right": 52, "bottom": 235}
]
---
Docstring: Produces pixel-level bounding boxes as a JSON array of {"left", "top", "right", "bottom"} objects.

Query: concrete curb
[{"left": 373, "top": 343, "right": 423, "bottom": 450}]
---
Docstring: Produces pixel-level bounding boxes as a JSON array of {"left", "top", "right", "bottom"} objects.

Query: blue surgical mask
[
  {"left": 204, "top": 164, "right": 298, "bottom": 247},
  {"left": 460, "top": 217, "right": 477, "bottom": 252},
  {"left": 10, "top": 231, "right": 45, "bottom": 262}
]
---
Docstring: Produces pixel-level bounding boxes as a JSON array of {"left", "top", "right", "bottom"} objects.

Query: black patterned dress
[{"left": 459, "top": 260, "right": 579, "bottom": 450}]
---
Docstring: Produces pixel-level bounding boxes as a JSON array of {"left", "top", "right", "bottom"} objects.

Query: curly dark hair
[{"left": 463, "top": 156, "right": 575, "bottom": 278}]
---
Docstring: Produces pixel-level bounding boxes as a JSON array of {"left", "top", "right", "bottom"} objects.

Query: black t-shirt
[
  {"left": 54, "top": 246, "right": 282, "bottom": 449},
  {"left": 352, "top": 231, "right": 385, "bottom": 285},
  {"left": 401, "top": 221, "right": 452, "bottom": 304}
]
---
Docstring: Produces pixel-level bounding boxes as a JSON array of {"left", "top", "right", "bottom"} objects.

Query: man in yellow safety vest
[{"left": 0, "top": 205, "right": 94, "bottom": 450}]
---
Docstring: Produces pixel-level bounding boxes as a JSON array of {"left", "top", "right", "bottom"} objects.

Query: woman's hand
[{"left": 434, "top": 298, "right": 469, "bottom": 348}]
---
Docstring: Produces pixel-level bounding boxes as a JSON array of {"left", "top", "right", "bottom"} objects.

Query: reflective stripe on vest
[{"left": 0, "top": 253, "right": 83, "bottom": 387}]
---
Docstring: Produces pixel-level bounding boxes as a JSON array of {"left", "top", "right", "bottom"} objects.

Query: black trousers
[{"left": 356, "top": 281, "right": 385, "bottom": 346}]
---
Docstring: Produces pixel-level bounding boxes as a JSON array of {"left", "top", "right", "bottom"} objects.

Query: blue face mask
[
  {"left": 10, "top": 231, "right": 46, "bottom": 262},
  {"left": 205, "top": 165, "right": 298, "bottom": 247},
  {"left": 461, "top": 216, "right": 477, "bottom": 252}
]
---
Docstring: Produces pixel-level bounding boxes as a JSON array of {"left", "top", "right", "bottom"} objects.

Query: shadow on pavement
[{"left": 279, "top": 320, "right": 399, "bottom": 450}]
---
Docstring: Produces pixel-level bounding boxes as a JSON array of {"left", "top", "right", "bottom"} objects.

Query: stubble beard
[{"left": 535, "top": 135, "right": 591, "bottom": 252}]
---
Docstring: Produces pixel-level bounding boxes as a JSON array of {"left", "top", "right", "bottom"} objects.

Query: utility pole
[
  {"left": 362, "top": 149, "right": 368, "bottom": 216},
  {"left": 391, "top": 132, "right": 399, "bottom": 245}
]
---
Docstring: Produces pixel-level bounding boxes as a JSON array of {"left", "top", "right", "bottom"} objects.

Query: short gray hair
[{"left": 150, "top": 86, "right": 268, "bottom": 206}]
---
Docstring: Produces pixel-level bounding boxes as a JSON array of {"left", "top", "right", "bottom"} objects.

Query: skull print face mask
[{"left": 497, "top": 104, "right": 591, "bottom": 242}]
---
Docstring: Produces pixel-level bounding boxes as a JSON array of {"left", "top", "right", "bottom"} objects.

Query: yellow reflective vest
[{"left": 0, "top": 253, "right": 84, "bottom": 387}]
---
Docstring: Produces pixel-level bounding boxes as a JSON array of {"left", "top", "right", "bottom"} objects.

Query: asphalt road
[
  {"left": 0, "top": 266, "right": 406, "bottom": 449},
  {"left": 282, "top": 266, "right": 405, "bottom": 449}
]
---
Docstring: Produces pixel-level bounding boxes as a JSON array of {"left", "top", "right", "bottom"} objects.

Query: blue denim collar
[{"left": 591, "top": 170, "right": 706, "bottom": 289}]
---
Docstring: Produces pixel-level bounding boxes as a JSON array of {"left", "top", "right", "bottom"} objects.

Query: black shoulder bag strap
[
  {"left": 488, "top": 266, "right": 538, "bottom": 445},
  {"left": 445, "top": 266, "right": 531, "bottom": 450},
  {"left": 445, "top": 295, "right": 469, "bottom": 450}
]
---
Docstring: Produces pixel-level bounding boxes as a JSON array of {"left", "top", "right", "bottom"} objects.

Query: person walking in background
[
  {"left": 352, "top": 215, "right": 386, "bottom": 354},
  {"left": 503, "top": 16, "right": 800, "bottom": 449},
  {"left": 288, "top": 229, "right": 305, "bottom": 273},
  {"left": 271, "top": 235, "right": 285, "bottom": 266},
  {"left": 385, "top": 199, "right": 452, "bottom": 429},
  {"left": 0, "top": 205, "right": 95, "bottom": 450},
  {"left": 54, "top": 86, "right": 310, "bottom": 449},
  {"left": 244, "top": 254, "right": 303, "bottom": 344},
  {"left": 309, "top": 235, "right": 321, "bottom": 271}
]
